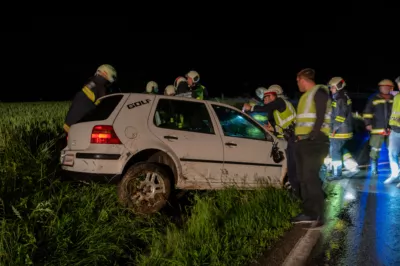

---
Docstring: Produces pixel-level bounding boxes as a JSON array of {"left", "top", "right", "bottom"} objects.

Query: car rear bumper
[
  {"left": 60, "top": 150, "right": 125, "bottom": 183},
  {"left": 61, "top": 169, "right": 121, "bottom": 184}
]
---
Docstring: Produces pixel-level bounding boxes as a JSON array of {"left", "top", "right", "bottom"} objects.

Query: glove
[{"left": 242, "top": 103, "right": 251, "bottom": 111}]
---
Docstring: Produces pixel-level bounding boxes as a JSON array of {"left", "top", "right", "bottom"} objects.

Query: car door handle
[
  {"left": 164, "top": 135, "right": 178, "bottom": 140},
  {"left": 225, "top": 142, "right": 237, "bottom": 146}
]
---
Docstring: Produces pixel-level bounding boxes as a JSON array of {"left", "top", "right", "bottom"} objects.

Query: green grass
[{"left": 0, "top": 102, "right": 300, "bottom": 266}]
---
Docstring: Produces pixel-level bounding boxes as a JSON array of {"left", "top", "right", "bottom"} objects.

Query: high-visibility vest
[
  {"left": 295, "top": 85, "right": 331, "bottom": 136},
  {"left": 389, "top": 93, "right": 400, "bottom": 127},
  {"left": 194, "top": 85, "right": 206, "bottom": 100},
  {"left": 273, "top": 99, "right": 296, "bottom": 138}
]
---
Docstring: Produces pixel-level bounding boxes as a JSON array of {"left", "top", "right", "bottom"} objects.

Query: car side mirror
[{"left": 270, "top": 141, "right": 285, "bottom": 163}]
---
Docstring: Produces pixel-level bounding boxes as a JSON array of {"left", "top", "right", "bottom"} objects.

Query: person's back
[
  {"left": 174, "top": 76, "right": 192, "bottom": 97},
  {"left": 63, "top": 64, "right": 117, "bottom": 133}
]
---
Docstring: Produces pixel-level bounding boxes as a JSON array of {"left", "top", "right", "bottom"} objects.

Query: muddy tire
[{"left": 118, "top": 162, "right": 171, "bottom": 215}]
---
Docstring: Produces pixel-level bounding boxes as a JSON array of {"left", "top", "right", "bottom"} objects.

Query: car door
[
  {"left": 209, "top": 103, "right": 284, "bottom": 188},
  {"left": 148, "top": 97, "right": 224, "bottom": 189}
]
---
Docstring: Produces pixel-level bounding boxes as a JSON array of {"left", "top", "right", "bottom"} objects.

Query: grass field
[{"left": 0, "top": 101, "right": 300, "bottom": 265}]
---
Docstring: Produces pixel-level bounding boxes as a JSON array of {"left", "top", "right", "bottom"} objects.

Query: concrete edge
[{"left": 281, "top": 227, "right": 322, "bottom": 266}]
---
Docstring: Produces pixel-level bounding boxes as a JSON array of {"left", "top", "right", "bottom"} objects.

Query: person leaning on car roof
[
  {"left": 63, "top": 64, "right": 117, "bottom": 133},
  {"left": 175, "top": 70, "right": 208, "bottom": 100}
]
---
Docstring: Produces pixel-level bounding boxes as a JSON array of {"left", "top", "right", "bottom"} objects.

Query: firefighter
[
  {"left": 291, "top": 68, "right": 330, "bottom": 226},
  {"left": 164, "top": 85, "right": 176, "bottom": 96},
  {"left": 242, "top": 85, "right": 299, "bottom": 197},
  {"left": 363, "top": 79, "right": 394, "bottom": 176},
  {"left": 145, "top": 81, "right": 158, "bottom": 94},
  {"left": 268, "top": 84, "right": 289, "bottom": 100},
  {"left": 63, "top": 64, "right": 117, "bottom": 133},
  {"left": 326, "top": 77, "right": 359, "bottom": 181},
  {"left": 255, "top": 87, "right": 268, "bottom": 101},
  {"left": 243, "top": 87, "right": 268, "bottom": 125},
  {"left": 384, "top": 76, "right": 400, "bottom": 185},
  {"left": 186, "top": 70, "right": 209, "bottom": 100},
  {"left": 243, "top": 85, "right": 295, "bottom": 138},
  {"left": 175, "top": 76, "right": 192, "bottom": 98}
]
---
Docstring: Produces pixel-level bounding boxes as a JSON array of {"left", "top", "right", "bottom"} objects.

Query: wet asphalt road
[{"left": 310, "top": 157, "right": 400, "bottom": 266}]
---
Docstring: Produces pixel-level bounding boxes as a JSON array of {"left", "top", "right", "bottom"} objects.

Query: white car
[{"left": 60, "top": 93, "right": 288, "bottom": 214}]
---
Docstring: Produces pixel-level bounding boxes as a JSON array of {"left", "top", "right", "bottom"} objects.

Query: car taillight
[{"left": 91, "top": 125, "right": 121, "bottom": 144}]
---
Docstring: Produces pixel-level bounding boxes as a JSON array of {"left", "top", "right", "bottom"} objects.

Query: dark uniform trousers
[
  {"left": 369, "top": 134, "right": 389, "bottom": 160},
  {"left": 295, "top": 134, "right": 329, "bottom": 219},
  {"left": 286, "top": 135, "right": 299, "bottom": 197}
]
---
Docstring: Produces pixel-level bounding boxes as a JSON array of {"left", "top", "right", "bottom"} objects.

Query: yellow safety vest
[
  {"left": 295, "top": 85, "right": 331, "bottom": 136},
  {"left": 273, "top": 99, "right": 296, "bottom": 138},
  {"left": 389, "top": 93, "right": 400, "bottom": 127}
]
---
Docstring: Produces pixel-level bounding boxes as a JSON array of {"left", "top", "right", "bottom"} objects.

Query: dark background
[{"left": 3, "top": 15, "right": 398, "bottom": 105}]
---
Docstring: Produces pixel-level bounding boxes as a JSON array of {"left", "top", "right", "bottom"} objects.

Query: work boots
[{"left": 327, "top": 165, "right": 342, "bottom": 181}]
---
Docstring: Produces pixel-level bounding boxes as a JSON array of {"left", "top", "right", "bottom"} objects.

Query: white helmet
[
  {"left": 255, "top": 87, "right": 268, "bottom": 100},
  {"left": 174, "top": 76, "right": 187, "bottom": 89},
  {"left": 164, "top": 85, "right": 176, "bottom": 96},
  {"left": 186, "top": 70, "right": 200, "bottom": 83},
  {"left": 328, "top": 77, "right": 346, "bottom": 90},
  {"left": 267, "top": 84, "right": 283, "bottom": 96},
  {"left": 95, "top": 64, "right": 117, "bottom": 83},
  {"left": 146, "top": 81, "right": 158, "bottom": 93}
]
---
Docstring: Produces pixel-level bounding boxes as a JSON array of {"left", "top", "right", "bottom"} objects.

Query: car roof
[{"left": 101, "top": 93, "right": 243, "bottom": 112}]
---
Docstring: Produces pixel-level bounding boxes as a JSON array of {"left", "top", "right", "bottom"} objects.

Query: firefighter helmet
[
  {"left": 255, "top": 87, "right": 268, "bottom": 100},
  {"left": 146, "top": 81, "right": 158, "bottom": 93},
  {"left": 95, "top": 64, "right": 117, "bottom": 83},
  {"left": 328, "top": 77, "right": 346, "bottom": 90},
  {"left": 164, "top": 85, "right": 176, "bottom": 96},
  {"left": 186, "top": 70, "right": 200, "bottom": 83},
  {"left": 378, "top": 79, "right": 394, "bottom": 87},
  {"left": 267, "top": 84, "right": 284, "bottom": 96},
  {"left": 174, "top": 76, "right": 187, "bottom": 89}
]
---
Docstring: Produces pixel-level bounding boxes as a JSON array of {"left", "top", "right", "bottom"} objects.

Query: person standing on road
[
  {"left": 326, "top": 77, "right": 360, "bottom": 181},
  {"left": 291, "top": 68, "right": 331, "bottom": 226},
  {"left": 363, "top": 79, "right": 394, "bottom": 177},
  {"left": 63, "top": 64, "right": 117, "bottom": 133},
  {"left": 242, "top": 85, "right": 299, "bottom": 198},
  {"left": 384, "top": 76, "right": 400, "bottom": 186}
]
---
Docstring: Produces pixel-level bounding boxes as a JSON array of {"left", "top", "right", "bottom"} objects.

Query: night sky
[{"left": 3, "top": 14, "right": 398, "bottom": 103}]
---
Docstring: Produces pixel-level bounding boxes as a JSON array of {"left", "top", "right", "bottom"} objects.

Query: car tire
[{"left": 117, "top": 162, "right": 171, "bottom": 215}]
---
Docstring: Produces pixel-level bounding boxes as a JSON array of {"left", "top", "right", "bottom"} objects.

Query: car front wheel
[{"left": 117, "top": 162, "right": 171, "bottom": 214}]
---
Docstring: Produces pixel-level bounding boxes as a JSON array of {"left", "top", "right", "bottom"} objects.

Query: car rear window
[{"left": 78, "top": 95, "right": 124, "bottom": 123}]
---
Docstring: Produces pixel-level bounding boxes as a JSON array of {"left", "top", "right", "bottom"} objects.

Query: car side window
[
  {"left": 153, "top": 99, "right": 214, "bottom": 134},
  {"left": 212, "top": 104, "right": 273, "bottom": 141}
]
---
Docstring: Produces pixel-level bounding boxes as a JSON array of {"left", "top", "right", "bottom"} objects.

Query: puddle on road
[{"left": 311, "top": 163, "right": 400, "bottom": 265}]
